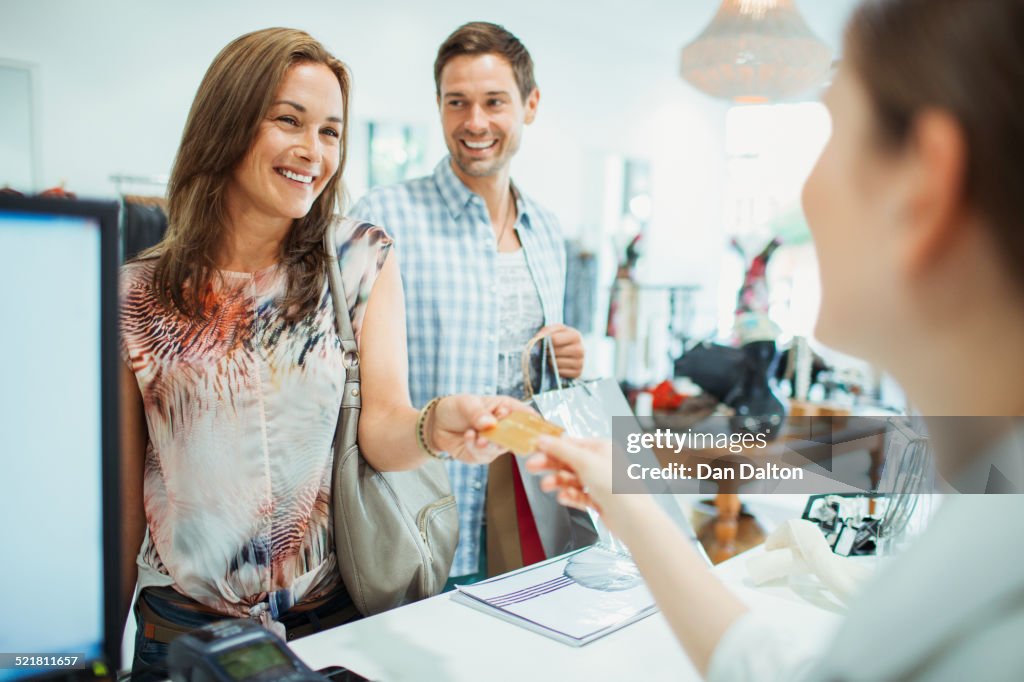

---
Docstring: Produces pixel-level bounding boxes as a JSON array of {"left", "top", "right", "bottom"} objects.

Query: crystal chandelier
[{"left": 680, "top": 0, "right": 833, "bottom": 104}]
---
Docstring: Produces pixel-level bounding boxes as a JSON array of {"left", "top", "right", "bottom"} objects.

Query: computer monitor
[{"left": 0, "top": 196, "right": 121, "bottom": 679}]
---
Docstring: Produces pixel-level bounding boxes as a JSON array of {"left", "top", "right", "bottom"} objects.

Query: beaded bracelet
[{"left": 416, "top": 396, "right": 447, "bottom": 459}]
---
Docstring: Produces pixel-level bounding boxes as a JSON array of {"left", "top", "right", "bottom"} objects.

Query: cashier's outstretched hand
[{"left": 526, "top": 436, "right": 618, "bottom": 515}]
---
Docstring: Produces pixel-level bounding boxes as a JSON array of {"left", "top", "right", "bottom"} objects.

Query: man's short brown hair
[{"left": 434, "top": 22, "right": 536, "bottom": 101}]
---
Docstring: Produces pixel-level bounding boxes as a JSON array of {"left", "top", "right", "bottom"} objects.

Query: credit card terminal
[{"left": 167, "top": 619, "right": 326, "bottom": 682}]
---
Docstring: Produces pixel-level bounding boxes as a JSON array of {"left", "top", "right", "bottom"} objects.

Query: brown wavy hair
[{"left": 149, "top": 27, "right": 351, "bottom": 322}]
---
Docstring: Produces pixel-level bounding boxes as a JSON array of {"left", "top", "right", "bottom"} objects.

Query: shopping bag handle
[{"left": 521, "top": 331, "right": 565, "bottom": 400}]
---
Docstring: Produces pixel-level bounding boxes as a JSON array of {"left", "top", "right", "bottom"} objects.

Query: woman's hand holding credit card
[{"left": 480, "top": 412, "right": 564, "bottom": 455}]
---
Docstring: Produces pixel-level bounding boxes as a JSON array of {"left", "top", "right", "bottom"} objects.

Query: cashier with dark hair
[{"left": 528, "top": 0, "right": 1024, "bottom": 679}]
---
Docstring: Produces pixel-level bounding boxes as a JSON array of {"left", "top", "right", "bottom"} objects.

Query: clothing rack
[
  {"left": 111, "top": 174, "right": 170, "bottom": 261},
  {"left": 109, "top": 173, "right": 169, "bottom": 196}
]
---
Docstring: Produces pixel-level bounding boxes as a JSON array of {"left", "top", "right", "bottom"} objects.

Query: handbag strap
[
  {"left": 521, "top": 331, "right": 564, "bottom": 400},
  {"left": 324, "top": 225, "right": 361, "bottom": 408}
]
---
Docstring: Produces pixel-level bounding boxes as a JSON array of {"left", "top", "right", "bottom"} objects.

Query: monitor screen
[{"left": 0, "top": 196, "right": 120, "bottom": 680}]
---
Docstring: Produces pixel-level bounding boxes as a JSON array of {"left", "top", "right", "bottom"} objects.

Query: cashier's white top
[{"left": 709, "top": 480, "right": 1024, "bottom": 679}]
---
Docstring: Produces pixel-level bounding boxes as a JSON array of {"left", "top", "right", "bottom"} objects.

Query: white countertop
[{"left": 288, "top": 495, "right": 847, "bottom": 682}]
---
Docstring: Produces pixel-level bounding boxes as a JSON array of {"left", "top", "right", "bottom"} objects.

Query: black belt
[{"left": 137, "top": 586, "right": 358, "bottom": 644}]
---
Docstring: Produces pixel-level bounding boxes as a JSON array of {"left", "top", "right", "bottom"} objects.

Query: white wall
[{"left": 2, "top": 0, "right": 858, "bottom": 344}]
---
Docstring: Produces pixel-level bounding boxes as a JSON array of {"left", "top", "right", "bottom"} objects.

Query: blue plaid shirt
[{"left": 350, "top": 157, "right": 566, "bottom": 576}]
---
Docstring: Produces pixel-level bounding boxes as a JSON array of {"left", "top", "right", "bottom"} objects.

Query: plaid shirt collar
[{"left": 432, "top": 156, "right": 536, "bottom": 231}]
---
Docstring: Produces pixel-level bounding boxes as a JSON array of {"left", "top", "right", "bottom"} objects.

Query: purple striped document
[{"left": 451, "top": 547, "right": 658, "bottom": 646}]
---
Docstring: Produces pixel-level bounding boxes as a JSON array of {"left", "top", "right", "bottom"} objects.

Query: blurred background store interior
[{"left": 2, "top": 0, "right": 901, "bottom": 408}]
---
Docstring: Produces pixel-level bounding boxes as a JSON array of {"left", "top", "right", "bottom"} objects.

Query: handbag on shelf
[
  {"left": 673, "top": 340, "right": 746, "bottom": 402},
  {"left": 325, "top": 225, "right": 458, "bottom": 616}
]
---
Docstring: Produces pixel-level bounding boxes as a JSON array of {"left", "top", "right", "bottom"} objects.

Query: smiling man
[{"left": 351, "top": 22, "right": 586, "bottom": 588}]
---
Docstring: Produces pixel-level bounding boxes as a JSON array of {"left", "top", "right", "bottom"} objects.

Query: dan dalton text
[{"left": 625, "top": 461, "right": 804, "bottom": 481}]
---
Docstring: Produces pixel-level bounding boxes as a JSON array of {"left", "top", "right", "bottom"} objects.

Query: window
[
  {"left": 718, "top": 103, "right": 892, "bottom": 407},
  {"left": 718, "top": 102, "right": 831, "bottom": 340}
]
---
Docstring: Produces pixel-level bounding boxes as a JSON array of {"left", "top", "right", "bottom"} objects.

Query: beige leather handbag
[{"left": 325, "top": 225, "right": 459, "bottom": 616}]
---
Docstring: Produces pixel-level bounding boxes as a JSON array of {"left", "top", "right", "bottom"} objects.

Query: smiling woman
[
  {"left": 148, "top": 29, "right": 351, "bottom": 321},
  {"left": 118, "top": 27, "right": 526, "bottom": 681},
  {"left": 224, "top": 62, "right": 344, "bottom": 263}
]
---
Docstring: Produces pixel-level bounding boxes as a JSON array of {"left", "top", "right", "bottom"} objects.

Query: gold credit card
[{"left": 481, "top": 411, "right": 564, "bottom": 454}]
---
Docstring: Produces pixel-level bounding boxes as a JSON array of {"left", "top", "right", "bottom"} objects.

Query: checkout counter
[{"left": 285, "top": 496, "right": 841, "bottom": 682}]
